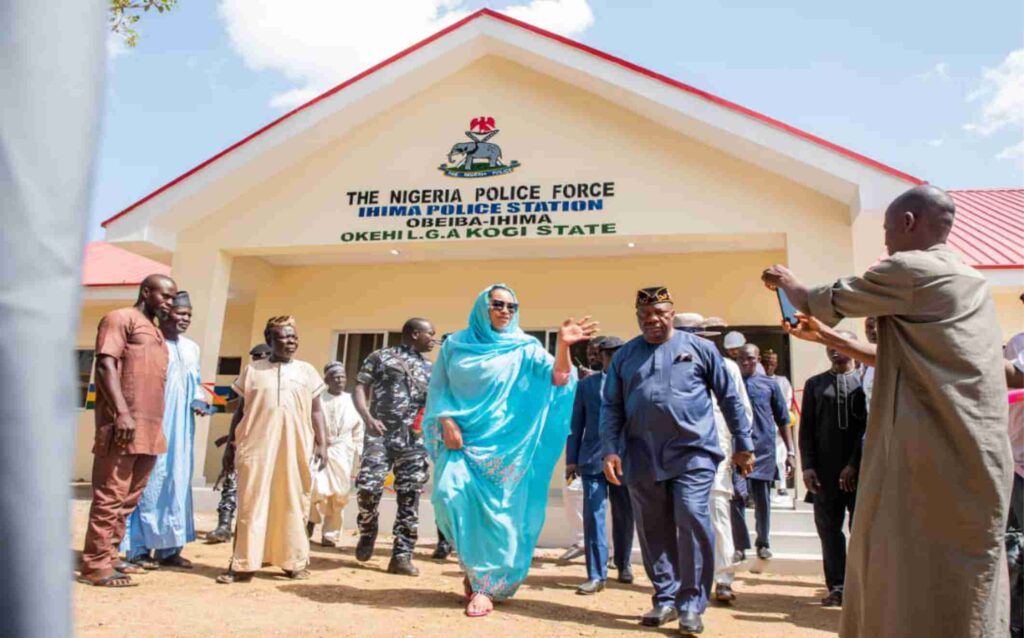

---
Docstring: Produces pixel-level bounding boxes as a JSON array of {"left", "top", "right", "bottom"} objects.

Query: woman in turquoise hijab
[{"left": 424, "top": 284, "right": 598, "bottom": 617}]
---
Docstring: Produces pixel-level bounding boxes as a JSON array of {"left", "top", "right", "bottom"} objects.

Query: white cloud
[
  {"left": 965, "top": 49, "right": 1024, "bottom": 162},
  {"left": 218, "top": 0, "right": 596, "bottom": 110},
  {"left": 996, "top": 139, "right": 1024, "bottom": 161},
  {"left": 917, "top": 62, "right": 948, "bottom": 81},
  {"left": 504, "top": 0, "right": 593, "bottom": 34},
  {"left": 926, "top": 138, "right": 944, "bottom": 147}
]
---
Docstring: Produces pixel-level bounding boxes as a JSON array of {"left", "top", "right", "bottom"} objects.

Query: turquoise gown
[{"left": 424, "top": 285, "right": 577, "bottom": 599}]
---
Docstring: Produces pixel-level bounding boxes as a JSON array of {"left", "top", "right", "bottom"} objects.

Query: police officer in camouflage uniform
[{"left": 353, "top": 318, "right": 435, "bottom": 576}]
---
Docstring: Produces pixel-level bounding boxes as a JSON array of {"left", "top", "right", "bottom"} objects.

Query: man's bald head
[
  {"left": 883, "top": 184, "right": 956, "bottom": 255},
  {"left": 136, "top": 273, "right": 177, "bottom": 320}
]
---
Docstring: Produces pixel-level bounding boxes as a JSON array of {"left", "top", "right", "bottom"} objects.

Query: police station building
[{"left": 77, "top": 10, "right": 1024, "bottom": 489}]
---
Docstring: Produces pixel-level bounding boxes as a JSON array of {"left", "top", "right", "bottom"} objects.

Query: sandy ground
[{"left": 72, "top": 501, "right": 840, "bottom": 637}]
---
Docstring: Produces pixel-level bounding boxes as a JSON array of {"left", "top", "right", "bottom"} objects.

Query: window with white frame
[{"left": 332, "top": 331, "right": 402, "bottom": 392}]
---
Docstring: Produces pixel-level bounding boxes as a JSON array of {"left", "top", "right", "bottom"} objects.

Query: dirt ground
[{"left": 72, "top": 501, "right": 839, "bottom": 637}]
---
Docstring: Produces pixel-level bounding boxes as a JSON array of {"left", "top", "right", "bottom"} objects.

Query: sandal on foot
[
  {"left": 78, "top": 571, "right": 138, "bottom": 588},
  {"left": 159, "top": 555, "right": 193, "bottom": 569},
  {"left": 465, "top": 592, "right": 493, "bottom": 618},
  {"left": 116, "top": 560, "right": 149, "bottom": 574},
  {"left": 284, "top": 569, "right": 311, "bottom": 580},
  {"left": 216, "top": 570, "right": 254, "bottom": 584}
]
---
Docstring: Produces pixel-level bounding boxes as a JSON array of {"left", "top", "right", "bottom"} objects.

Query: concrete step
[
  {"left": 745, "top": 507, "right": 818, "bottom": 535},
  {"left": 755, "top": 531, "right": 821, "bottom": 556},
  {"left": 740, "top": 553, "right": 823, "bottom": 578}
]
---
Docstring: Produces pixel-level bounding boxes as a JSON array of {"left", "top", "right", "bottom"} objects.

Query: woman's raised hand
[{"left": 559, "top": 316, "right": 600, "bottom": 346}]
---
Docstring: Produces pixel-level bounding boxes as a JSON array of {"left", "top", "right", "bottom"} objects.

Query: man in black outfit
[{"left": 799, "top": 331, "right": 867, "bottom": 607}]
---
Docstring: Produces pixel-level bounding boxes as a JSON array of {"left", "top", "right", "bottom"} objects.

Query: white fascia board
[
  {"left": 985, "top": 269, "right": 1024, "bottom": 289},
  {"left": 81, "top": 286, "right": 139, "bottom": 301}
]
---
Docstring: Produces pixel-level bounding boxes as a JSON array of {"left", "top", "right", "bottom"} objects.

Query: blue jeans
[{"left": 581, "top": 473, "right": 634, "bottom": 581}]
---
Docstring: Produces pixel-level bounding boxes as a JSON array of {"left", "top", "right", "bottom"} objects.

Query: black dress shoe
[
  {"left": 821, "top": 588, "right": 843, "bottom": 607},
  {"left": 640, "top": 605, "right": 678, "bottom": 627},
  {"left": 714, "top": 583, "right": 736, "bottom": 603},
  {"left": 575, "top": 579, "right": 605, "bottom": 595},
  {"left": 386, "top": 555, "right": 419, "bottom": 576},
  {"left": 678, "top": 611, "right": 704, "bottom": 635},
  {"left": 431, "top": 542, "right": 452, "bottom": 560},
  {"left": 355, "top": 535, "right": 375, "bottom": 562},
  {"left": 617, "top": 565, "right": 634, "bottom": 584}
]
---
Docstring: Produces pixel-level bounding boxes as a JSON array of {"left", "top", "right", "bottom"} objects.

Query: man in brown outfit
[
  {"left": 763, "top": 184, "right": 1012, "bottom": 637},
  {"left": 79, "top": 274, "right": 178, "bottom": 587}
]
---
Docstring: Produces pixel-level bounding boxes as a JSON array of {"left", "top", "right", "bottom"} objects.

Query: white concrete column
[{"left": 172, "top": 247, "right": 233, "bottom": 485}]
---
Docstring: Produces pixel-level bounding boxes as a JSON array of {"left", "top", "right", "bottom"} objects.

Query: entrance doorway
[{"left": 333, "top": 331, "right": 401, "bottom": 392}]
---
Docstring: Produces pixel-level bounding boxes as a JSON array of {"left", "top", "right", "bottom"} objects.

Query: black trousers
[
  {"left": 730, "top": 492, "right": 750, "bottom": 552},
  {"left": 748, "top": 478, "right": 772, "bottom": 549},
  {"left": 813, "top": 489, "right": 856, "bottom": 591}
]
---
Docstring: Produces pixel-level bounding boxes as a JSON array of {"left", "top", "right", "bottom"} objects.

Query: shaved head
[
  {"left": 883, "top": 184, "right": 956, "bottom": 255},
  {"left": 136, "top": 273, "right": 177, "bottom": 320},
  {"left": 140, "top": 273, "right": 174, "bottom": 294}
]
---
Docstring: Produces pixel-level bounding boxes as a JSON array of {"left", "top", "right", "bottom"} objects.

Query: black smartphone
[{"left": 776, "top": 288, "right": 800, "bottom": 327}]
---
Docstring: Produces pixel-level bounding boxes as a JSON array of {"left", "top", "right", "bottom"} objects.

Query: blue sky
[{"left": 90, "top": 0, "right": 1023, "bottom": 240}]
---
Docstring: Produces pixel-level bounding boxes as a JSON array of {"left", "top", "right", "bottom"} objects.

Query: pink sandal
[{"left": 465, "top": 592, "right": 493, "bottom": 617}]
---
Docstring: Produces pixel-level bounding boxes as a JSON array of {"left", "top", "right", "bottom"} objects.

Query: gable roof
[
  {"left": 82, "top": 241, "right": 170, "bottom": 287},
  {"left": 947, "top": 189, "right": 1024, "bottom": 269},
  {"left": 101, "top": 8, "right": 921, "bottom": 233}
]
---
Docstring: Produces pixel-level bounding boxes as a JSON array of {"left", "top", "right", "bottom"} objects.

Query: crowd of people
[{"left": 77, "top": 184, "right": 1021, "bottom": 638}]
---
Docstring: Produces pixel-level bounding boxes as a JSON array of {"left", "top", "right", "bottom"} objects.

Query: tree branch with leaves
[{"left": 109, "top": 0, "right": 178, "bottom": 48}]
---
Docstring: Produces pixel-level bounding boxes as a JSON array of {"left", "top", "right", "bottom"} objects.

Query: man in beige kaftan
[
  {"left": 309, "top": 362, "right": 364, "bottom": 547},
  {"left": 764, "top": 185, "right": 1012, "bottom": 638},
  {"left": 218, "top": 317, "right": 327, "bottom": 583}
]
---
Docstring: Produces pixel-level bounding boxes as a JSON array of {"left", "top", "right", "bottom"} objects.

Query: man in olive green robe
[{"left": 763, "top": 184, "right": 1012, "bottom": 638}]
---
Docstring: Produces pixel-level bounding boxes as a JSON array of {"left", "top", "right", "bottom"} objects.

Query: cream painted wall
[
  {"left": 184, "top": 56, "right": 850, "bottom": 253},
  {"left": 993, "top": 290, "right": 1024, "bottom": 341},
  {"left": 246, "top": 250, "right": 787, "bottom": 370}
]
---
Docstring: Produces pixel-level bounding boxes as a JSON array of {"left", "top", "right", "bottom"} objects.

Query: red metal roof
[
  {"left": 82, "top": 241, "right": 170, "bottom": 287},
  {"left": 947, "top": 189, "right": 1024, "bottom": 270},
  {"left": 100, "top": 8, "right": 922, "bottom": 229}
]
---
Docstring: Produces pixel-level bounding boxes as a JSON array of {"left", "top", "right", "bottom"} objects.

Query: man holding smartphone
[
  {"left": 762, "top": 184, "right": 1012, "bottom": 638},
  {"left": 601, "top": 287, "right": 754, "bottom": 636}
]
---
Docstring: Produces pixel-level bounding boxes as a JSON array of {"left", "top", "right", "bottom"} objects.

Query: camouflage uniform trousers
[
  {"left": 355, "top": 434, "right": 429, "bottom": 558},
  {"left": 216, "top": 471, "right": 237, "bottom": 516}
]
